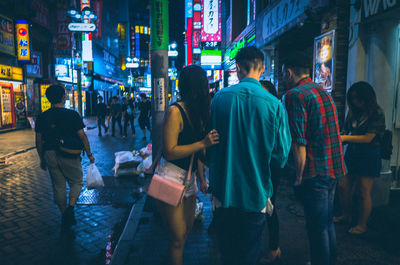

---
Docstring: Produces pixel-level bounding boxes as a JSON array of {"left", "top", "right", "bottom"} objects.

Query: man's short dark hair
[
  {"left": 281, "top": 51, "right": 311, "bottom": 76},
  {"left": 139, "top": 93, "right": 147, "bottom": 99},
  {"left": 45, "top": 84, "right": 65, "bottom": 104},
  {"left": 235, "top": 47, "right": 264, "bottom": 74}
]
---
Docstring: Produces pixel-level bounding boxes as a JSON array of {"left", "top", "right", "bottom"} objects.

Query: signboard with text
[
  {"left": 361, "top": 0, "right": 399, "bottom": 20},
  {"left": 16, "top": 21, "right": 31, "bottom": 62},
  {"left": 0, "top": 15, "right": 15, "bottom": 56},
  {"left": 201, "top": 0, "right": 221, "bottom": 42},
  {"left": 151, "top": 0, "right": 169, "bottom": 50},
  {"left": 40, "top": 84, "right": 51, "bottom": 112},
  {"left": 256, "top": 0, "right": 310, "bottom": 46}
]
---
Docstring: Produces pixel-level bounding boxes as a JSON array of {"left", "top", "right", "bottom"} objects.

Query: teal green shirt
[{"left": 209, "top": 78, "right": 292, "bottom": 212}]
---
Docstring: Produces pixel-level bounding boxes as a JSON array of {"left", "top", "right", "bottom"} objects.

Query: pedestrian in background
[
  {"left": 110, "top": 96, "right": 123, "bottom": 137},
  {"left": 259, "top": 79, "right": 282, "bottom": 264},
  {"left": 336, "top": 81, "right": 385, "bottom": 235},
  {"left": 157, "top": 65, "right": 219, "bottom": 265},
  {"left": 138, "top": 93, "right": 151, "bottom": 140},
  {"left": 96, "top": 95, "right": 108, "bottom": 136},
  {"left": 283, "top": 52, "right": 346, "bottom": 265},
  {"left": 209, "top": 47, "right": 291, "bottom": 265},
  {"left": 122, "top": 97, "right": 136, "bottom": 138},
  {"left": 35, "top": 84, "right": 95, "bottom": 227}
]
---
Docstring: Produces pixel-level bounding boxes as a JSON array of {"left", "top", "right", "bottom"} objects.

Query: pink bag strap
[{"left": 184, "top": 154, "right": 195, "bottom": 185}]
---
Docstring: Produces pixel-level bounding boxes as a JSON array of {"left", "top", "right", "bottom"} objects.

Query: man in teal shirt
[{"left": 209, "top": 47, "right": 291, "bottom": 265}]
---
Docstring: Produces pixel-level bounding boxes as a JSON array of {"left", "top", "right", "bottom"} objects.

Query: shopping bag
[{"left": 86, "top": 164, "right": 105, "bottom": 189}]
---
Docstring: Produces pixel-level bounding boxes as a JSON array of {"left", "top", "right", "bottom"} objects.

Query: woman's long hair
[
  {"left": 178, "top": 65, "right": 210, "bottom": 138},
  {"left": 347, "top": 81, "right": 379, "bottom": 119}
]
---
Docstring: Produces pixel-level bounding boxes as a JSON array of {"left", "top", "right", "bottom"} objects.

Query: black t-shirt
[
  {"left": 122, "top": 103, "right": 135, "bottom": 116},
  {"left": 97, "top": 102, "right": 107, "bottom": 117},
  {"left": 110, "top": 103, "right": 122, "bottom": 117},
  {"left": 139, "top": 101, "right": 151, "bottom": 119},
  {"left": 35, "top": 108, "right": 85, "bottom": 151}
]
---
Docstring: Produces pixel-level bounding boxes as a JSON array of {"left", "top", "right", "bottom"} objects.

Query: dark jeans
[
  {"left": 97, "top": 116, "right": 107, "bottom": 135},
  {"left": 123, "top": 115, "right": 135, "bottom": 136},
  {"left": 294, "top": 175, "right": 337, "bottom": 265},
  {"left": 111, "top": 116, "right": 122, "bottom": 136},
  {"left": 266, "top": 166, "right": 280, "bottom": 250},
  {"left": 216, "top": 207, "right": 267, "bottom": 265}
]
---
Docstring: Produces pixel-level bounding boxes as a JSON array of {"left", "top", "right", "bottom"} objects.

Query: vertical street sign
[
  {"left": 151, "top": 0, "right": 169, "bottom": 160},
  {"left": 16, "top": 20, "right": 31, "bottom": 62}
]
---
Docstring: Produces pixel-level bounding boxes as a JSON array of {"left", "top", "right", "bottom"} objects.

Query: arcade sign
[{"left": 68, "top": 23, "right": 96, "bottom": 32}]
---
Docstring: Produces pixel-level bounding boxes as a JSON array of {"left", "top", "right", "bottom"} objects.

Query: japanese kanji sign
[
  {"left": 16, "top": 20, "right": 30, "bottom": 62},
  {"left": 201, "top": 0, "right": 221, "bottom": 42}
]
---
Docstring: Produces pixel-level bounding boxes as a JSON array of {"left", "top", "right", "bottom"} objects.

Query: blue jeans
[
  {"left": 295, "top": 175, "right": 337, "bottom": 265},
  {"left": 216, "top": 207, "right": 266, "bottom": 265}
]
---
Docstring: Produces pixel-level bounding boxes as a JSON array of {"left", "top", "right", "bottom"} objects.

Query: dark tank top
[{"left": 167, "top": 102, "right": 199, "bottom": 171}]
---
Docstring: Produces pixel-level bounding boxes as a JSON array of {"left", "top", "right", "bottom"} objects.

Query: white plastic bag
[
  {"left": 86, "top": 164, "right": 104, "bottom": 189},
  {"left": 113, "top": 151, "right": 136, "bottom": 177}
]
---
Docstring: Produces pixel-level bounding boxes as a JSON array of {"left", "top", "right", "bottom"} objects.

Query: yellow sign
[
  {"left": 40, "top": 84, "right": 51, "bottom": 112},
  {"left": 16, "top": 21, "right": 30, "bottom": 61},
  {"left": 0, "top": 64, "right": 23, "bottom": 81}
]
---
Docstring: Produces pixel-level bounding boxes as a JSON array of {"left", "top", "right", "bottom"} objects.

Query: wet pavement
[
  {"left": 0, "top": 118, "right": 150, "bottom": 265},
  {"left": 125, "top": 179, "right": 400, "bottom": 265}
]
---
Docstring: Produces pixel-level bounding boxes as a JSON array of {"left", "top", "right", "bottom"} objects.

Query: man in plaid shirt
[{"left": 283, "top": 52, "right": 346, "bottom": 265}]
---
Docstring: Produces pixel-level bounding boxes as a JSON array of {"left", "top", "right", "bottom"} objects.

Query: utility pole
[{"left": 151, "top": 0, "right": 169, "bottom": 159}]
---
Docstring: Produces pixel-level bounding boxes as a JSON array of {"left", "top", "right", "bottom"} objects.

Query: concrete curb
[
  {"left": 0, "top": 146, "right": 36, "bottom": 164},
  {"left": 110, "top": 193, "right": 148, "bottom": 265}
]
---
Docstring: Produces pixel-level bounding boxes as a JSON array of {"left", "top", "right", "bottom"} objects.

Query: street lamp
[{"left": 67, "top": 7, "right": 97, "bottom": 116}]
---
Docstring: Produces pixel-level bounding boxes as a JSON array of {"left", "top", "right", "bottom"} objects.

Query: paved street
[{"left": 0, "top": 118, "right": 150, "bottom": 265}]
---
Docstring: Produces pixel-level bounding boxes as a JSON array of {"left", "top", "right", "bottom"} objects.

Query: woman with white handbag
[{"left": 156, "top": 65, "right": 219, "bottom": 265}]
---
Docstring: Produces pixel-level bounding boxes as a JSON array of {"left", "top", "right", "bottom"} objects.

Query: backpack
[{"left": 380, "top": 129, "right": 393, "bottom": 160}]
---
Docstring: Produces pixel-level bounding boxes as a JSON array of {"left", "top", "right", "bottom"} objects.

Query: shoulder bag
[{"left": 148, "top": 154, "right": 194, "bottom": 207}]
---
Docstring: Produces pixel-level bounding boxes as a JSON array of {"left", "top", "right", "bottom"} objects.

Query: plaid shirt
[{"left": 284, "top": 78, "right": 346, "bottom": 179}]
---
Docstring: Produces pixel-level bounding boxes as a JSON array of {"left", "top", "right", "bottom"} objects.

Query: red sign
[
  {"left": 93, "top": 0, "right": 102, "bottom": 39},
  {"left": 30, "top": 0, "right": 50, "bottom": 29},
  {"left": 193, "top": 0, "right": 201, "bottom": 30},
  {"left": 186, "top": 18, "right": 193, "bottom": 65},
  {"left": 192, "top": 30, "right": 201, "bottom": 48},
  {"left": 80, "top": 0, "right": 90, "bottom": 11}
]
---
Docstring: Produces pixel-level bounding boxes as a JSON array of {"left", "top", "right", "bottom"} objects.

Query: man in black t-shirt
[
  {"left": 35, "top": 84, "right": 94, "bottom": 228},
  {"left": 138, "top": 93, "right": 151, "bottom": 140},
  {"left": 96, "top": 96, "right": 108, "bottom": 136}
]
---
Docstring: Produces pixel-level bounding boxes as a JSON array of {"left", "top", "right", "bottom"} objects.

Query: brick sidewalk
[
  {"left": 123, "top": 180, "right": 400, "bottom": 265},
  {"left": 0, "top": 116, "right": 150, "bottom": 265}
]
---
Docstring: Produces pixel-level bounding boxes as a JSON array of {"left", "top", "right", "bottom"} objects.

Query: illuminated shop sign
[
  {"left": 201, "top": 0, "right": 221, "bottom": 42},
  {"left": 0, "top": 15, "right": 15, "bottom": 56},
  {"left": 201, "top": 50, "right": 221, "bottom": 66},
  {"left": 224, "top": 34, "right": 255, "bottom": 63},
  {"left": 16, "top": 20, "right": 30, "bottom": 62},
  {"left": 0, "top": 64, "right": 23, "bottom": 81},
  {"left": 40, "top": 84, "right": 51, "bottom": 112}
]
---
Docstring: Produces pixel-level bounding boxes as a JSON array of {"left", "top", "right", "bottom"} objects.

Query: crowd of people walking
[{"left": 96, "top": 93, "right": 151, "bottom": 139}]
